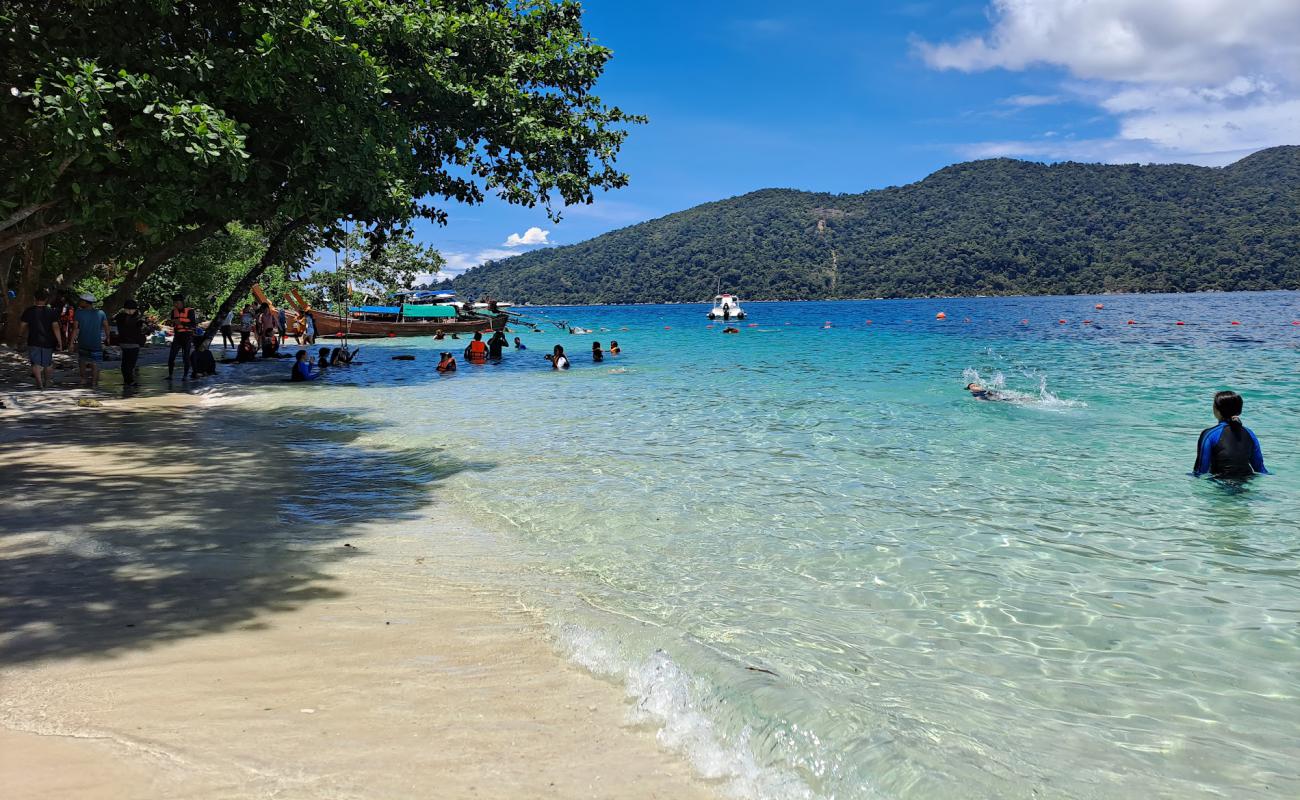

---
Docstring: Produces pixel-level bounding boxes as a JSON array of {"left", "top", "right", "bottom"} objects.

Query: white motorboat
[{"left": 706, "top": 293, "right": 746, "bottom": 320}]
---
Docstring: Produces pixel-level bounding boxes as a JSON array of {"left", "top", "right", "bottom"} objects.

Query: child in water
[
  {"left": 291, "top": 350, "right": 317, "bottom": 381},
  {"left": 609, "top": 340, "right": 620, "bottom": 355},
  {"left": 1193, "top": 390, "right": 1267, "bottom": 477},
  {"left": 591, "top": 341, "right": 603, "bottom": 362}
]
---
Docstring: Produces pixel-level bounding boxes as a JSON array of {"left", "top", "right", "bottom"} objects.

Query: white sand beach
[{"left": 0, "top": 380, "right": 712, "bottom": 799}]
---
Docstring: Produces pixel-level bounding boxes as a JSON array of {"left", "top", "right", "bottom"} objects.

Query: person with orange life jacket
[
  {"left": 464, "top": 331, "right": 488, "bottom": 363},
  {"left": 168, "top": 294, "right": 198, "bottom": 380}
]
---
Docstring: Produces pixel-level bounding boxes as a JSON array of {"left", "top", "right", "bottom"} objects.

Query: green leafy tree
[{"left": 2, "top": 0, "right": 640, "bottom": 344}]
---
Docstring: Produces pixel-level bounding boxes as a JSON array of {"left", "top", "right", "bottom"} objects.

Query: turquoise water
[{"left": 243, "top": 293, "right": 1300, "bottom": 799}]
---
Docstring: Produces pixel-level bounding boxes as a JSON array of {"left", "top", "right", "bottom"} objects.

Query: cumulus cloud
[
  {"left": 414, "top": 248, "right": 519, "bottom": 284},
  {"left": 502, "top": 226, "right": 550, "bottom": 247},
  {"left": 918, "top": 0, "right": 1300, "bottom": 163}
]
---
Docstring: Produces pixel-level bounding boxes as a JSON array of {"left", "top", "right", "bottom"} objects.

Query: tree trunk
[
  {"left": 1, "top": 238, "right": 48, "bottom": 347},
  {"left": 197, "top": 217, "right": 309, "bottom": 349},
  {"left": 102, "top": 222, "right": 223, "bottom": 314}
]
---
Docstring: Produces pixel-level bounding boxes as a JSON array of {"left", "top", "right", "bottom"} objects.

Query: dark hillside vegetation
[{"left": 449, "top": 146, "right": 1300, "bottom": 303}]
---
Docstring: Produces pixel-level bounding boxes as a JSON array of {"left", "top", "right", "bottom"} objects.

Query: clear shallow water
[{"left": 239, "top": 292, "right": 1300, "bottom": 799}]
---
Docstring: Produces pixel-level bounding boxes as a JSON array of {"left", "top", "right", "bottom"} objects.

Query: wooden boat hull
[{"left": 310, "top": 311, "right": 492, "bottom": 338}]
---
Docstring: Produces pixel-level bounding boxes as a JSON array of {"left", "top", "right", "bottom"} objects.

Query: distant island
[{"left": 448, "top": 146, "right": 1300, "bottom": 304}]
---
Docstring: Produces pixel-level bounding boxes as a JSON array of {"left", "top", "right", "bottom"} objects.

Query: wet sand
[{"left": 0, "top": 390, "right": 712, "bottom": 799}]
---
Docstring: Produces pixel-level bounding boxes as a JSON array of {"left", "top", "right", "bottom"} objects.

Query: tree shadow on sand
[{"left": 0, "top": 400, "right": 494, "bottom": 665}]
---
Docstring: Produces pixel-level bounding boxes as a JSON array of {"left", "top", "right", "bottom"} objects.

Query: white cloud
[
  {"left": 414, "top": 248, "right": 519, "bottom": 284},
  {"left": 918, "top": 0, "right": 1300, "bottom": 163},
  {"left": 1001, "top": 93, "right": 1062, "bottom": 107},
  {"left": 502, "top": 226, "right": 550, "bottom": 247}
]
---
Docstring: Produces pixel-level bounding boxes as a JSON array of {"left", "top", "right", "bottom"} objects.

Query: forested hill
[{"left": 447, "top": 146, "right": 1300, "bottom": 303}]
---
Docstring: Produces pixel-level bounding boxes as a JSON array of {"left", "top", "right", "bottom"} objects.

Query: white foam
[{"left": 554, "top": 623, "right": 818, "bottom": 800}]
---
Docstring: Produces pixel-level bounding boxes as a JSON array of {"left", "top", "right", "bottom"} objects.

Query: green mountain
[{"left": 448, "top": 146, "right": 1300, "bottom": 304}]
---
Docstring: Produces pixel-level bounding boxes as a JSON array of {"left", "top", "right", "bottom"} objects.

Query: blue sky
[{"left": 417, "top": 0, "right": 1300, "bottom": 281}]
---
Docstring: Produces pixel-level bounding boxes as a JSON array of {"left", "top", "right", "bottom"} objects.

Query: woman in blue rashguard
[{"left": 1194, "top": 391, "right": 1267, "bottom": 477}]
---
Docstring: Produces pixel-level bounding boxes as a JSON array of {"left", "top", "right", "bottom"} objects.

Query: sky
[{"left": 415, "top": 0, "right": 1300, "bottom": 282}]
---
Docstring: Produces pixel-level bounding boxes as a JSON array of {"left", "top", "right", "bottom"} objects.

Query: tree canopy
[
  {"left": 449, "top": 146, "right": 1300, "bottom": 303},
  {"left": 1, "top": 0, "right": 639, "bottom": 342}
]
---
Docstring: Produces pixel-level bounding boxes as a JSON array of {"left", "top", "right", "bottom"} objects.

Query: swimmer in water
[
  {"left": 1193, "top": 390, "right": 1267, "bottom": 477},
  {"left": 965, "top": 382, "right": 1003, "bottom": 400},
  {"left": 609, "top": 340, "right": 620, "bottom": 355},
  {"left": 591, "top": 341, "right": 603, "bottom": 362},
  {"left": 722, "top": 327, "right": 740, "bottom": 334}
]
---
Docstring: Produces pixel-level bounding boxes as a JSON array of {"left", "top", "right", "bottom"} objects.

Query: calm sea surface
[{"left": 240, "top": 292, "right": 1300, "bottom": 800}]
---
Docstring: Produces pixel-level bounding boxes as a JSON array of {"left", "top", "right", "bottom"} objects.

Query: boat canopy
[
  {"left": 401, "top": 304, "right": 457, "bottom": 319},
  {"left": 350, "top": 305, "right": 401, "bottom": 314}
]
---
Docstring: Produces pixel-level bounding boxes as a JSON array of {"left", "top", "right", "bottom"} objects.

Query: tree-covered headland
[{"left": 449, "top": 147, "right": 1300, "bottom": 304}]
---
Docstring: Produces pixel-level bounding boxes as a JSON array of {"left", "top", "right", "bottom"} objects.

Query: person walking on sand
[
  {"left": 71, "top": 292, "right": 110, "bottom": 388},
  {"left": 113, "top": 299, "right": 148, "bottom": 386},
  {"left": 18, "top": 287, "right": 63, "bottom": 389},
  {"left": 168, "top": 294, "right": 197, "bottom": 380}
]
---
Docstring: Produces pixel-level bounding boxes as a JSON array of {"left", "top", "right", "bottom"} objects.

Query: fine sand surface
[{"left": 0, "top": 390, "right": 713, "bottom": 799}]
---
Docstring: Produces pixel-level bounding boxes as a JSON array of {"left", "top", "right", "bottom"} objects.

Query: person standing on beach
[
  {"left": 257, "top": 303, "right": 277, "bottom": 351},
  {"left": 113, "top": 299, "right": 148, "bottom": 386},
  {"left": 239, "top": 305, "right": 254, "bottom": 341},
  {"left": 303, "top": 311, "right": 317, "bottom": 345},
  {"left": 219, "top": 309, "right": 235, "bottom": 349},
  {"left": 18, "top": 288, "right": 62, "bottom": 388},
  {"left": 168, "top": 295, "right": 197, "bottom": 380},
  {"left": 70, "top": 293, "right": 109, "bottom": 388},
  {"left": 277, "top": 306, "right": 287, "bottom": 339}
]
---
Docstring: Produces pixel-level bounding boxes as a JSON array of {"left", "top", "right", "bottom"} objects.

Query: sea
[{"left": 232, "top": 291, "right": 1300, "bottom": 800}]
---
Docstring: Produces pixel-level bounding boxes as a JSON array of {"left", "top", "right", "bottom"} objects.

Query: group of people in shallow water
[
  {"left": 426, "top": 332, "right": 620, "bottom": 373},
  {"left": 965, "top": 382, "right": 1268, "bottom": 480},
  {"left": 290, "top": 345, "right": 358, "bottom": 381}
]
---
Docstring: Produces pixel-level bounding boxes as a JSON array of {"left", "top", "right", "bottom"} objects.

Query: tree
[{"left": 2, "top": 1, "right": 641, "bottom": 344}]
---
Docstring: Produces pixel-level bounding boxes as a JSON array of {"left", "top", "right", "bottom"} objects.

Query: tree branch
[
  {"left": 0, "top": 220, "right": 74, "bottom": 251},
  {"left": 103, "top": 222, "right": 224, "bottom": 314},
  {"left": 0, "top": 201, "right": 58, "bottom": 234}
]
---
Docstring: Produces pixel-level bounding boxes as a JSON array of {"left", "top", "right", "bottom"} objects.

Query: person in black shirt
[
  {"left": 113, "top": 299, "right": 149, "bottom": 386},
  {"left": 18, "top": 287, "right": 63, "bottom": 388}
]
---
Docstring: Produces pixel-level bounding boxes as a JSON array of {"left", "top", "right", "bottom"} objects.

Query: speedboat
[{"left": 706, "top": 293, "right": 745, "bottom": 320}]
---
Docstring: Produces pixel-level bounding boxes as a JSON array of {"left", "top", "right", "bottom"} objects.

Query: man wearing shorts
[
  {"left": 71, "top": 292, "right": 110, "bottom": 388},
  {"left": 18, "top": 287, "right": 63, "bottom": 388}
]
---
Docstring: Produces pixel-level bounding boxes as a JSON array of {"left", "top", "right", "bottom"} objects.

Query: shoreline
[{"left": 0, "top": 386, "right": 715, "bottom": 799}]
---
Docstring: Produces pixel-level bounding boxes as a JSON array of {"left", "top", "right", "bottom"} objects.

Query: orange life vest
[
  {"left": 172, "top": 307, "right": 195, "bottom": 333},
  {"left": 466, "top": 340, "right": 487, "bottom": 361}
]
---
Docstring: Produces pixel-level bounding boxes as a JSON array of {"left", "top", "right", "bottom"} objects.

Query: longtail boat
[{"left": 310, "top": 307, "right": 492, "bottom": 338}]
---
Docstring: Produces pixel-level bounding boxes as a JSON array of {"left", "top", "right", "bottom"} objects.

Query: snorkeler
[{"left": 1193, "top": 390, "right": 1267, "bottom": 477}]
